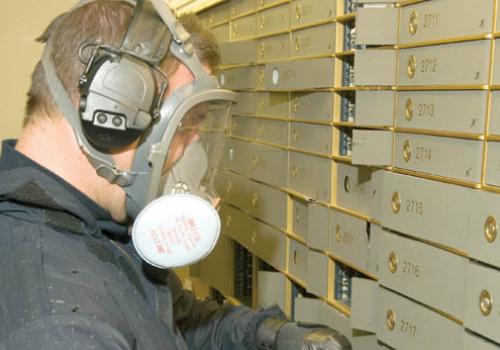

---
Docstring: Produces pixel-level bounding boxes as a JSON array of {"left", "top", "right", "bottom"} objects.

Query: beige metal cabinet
[
  {"left": 394, "top": 133, "right": 483, "bottom": 183},
  {"left": 230, "top": 13, "right": 256, "bottom": 41},
  {"left": 290, "top": 91, "right": 334, "bottom": 123},
  {"left": 399, "top": 0, "right": 493, "bottom": 45},
  {"left": 257, "top": 271, "right": 287, "bottom": 310},
  {"left": 230, "top": 0, "right": 256, "bottom": 18},
  {"left": 355, "top": 90, "right": 395, "bottom": 127},
  {"left": 355, "top": 49, "right": 398, "bottom": 86},
  {"left": 356, "top": 7, "right": 398, "bottom": 46},
  {"left": 255, "top": 92, "right": 289, "bottom": 118},
  {"left": 378, "top": 229, "right": 467, "bottom": 319},
  {"left": 306, "top": 249, "right": 329, "bottom": 297},
  {"left": 289, "top": 151, "right": 332, "bottom": 202},
  {"left": 220, "top": 39, "right": 258, "bottom": 65},
  {"left": 266, "top": 58, "right": 335, "bottom": 90},
  {"left": 291, "top": 22, "right": 336, "bottom": 58},
  {"left": 257, "top": 2, "right": 290, "bottom": 36},
  {"left": 396, "top": 90, "right": 487, "bottom": 134},
  {"left": 398, "top": 40, "right": 490, "bottom": 86},
  {"left": 291, "top": 196, "right": 309, "bottom": 240},
  {"left": 289, "top": 0, "right": 336, "bottom": 29},
  {"left": 290, "top": 122, "right": 333, "bottom": 155},
  {"left": 288, "top": 238, "right": 308, "bottom": 285},
  {"left": 257, "top": 33, "right": 290, "bottom": 62},
  {"left": 485, "top": 141, "right": 500, "bottom": 187},
  {"left": 352, "top": 130, "right": 393, "bottom": 166}
]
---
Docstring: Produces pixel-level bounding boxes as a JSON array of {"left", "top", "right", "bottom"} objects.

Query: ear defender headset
[{"left": 77, "top": 0, "right": 170, "bottom": 150}]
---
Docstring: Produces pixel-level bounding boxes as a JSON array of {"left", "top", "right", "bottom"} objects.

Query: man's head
[{"left": 18, "top": 0, "right": 235, "bottom": 222}]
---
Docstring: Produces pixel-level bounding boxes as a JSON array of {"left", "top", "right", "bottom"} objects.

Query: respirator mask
[{"left": 41, "top": 0, "right": 236, "bottom": 268}]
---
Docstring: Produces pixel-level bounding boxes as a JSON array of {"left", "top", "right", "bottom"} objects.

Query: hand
[{"left": 257, "top": 318, "right": 351, "bottom": 350}]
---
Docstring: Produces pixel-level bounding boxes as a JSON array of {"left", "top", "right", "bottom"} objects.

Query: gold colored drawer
[
  {"left": 354, "top": 49, "right": 398, "bottom": 86},
  {"left": 288, "top": 237, "right": 308, "bottom": 285},
  {"left": 394, "top": 133, "right": 483, "bottom": 183},
  {"left": 307, "top": 202, "right": 330, "bottom": 250},
  {"left": 211, "top": 22, "right": 230, "bottom": 42},
  {"left": 230, "top": 0, "right": 256, "bottom": 18},
  {"left": 352, "top": 130, "right": 393, "bottom": 166},
  {"left": 306, "top": 250, "right": 329, "bottom": 298},
  {"left": 356, "top": 7, "right": 398, "bottom": 46},
  {"left": 290, "top": 0, "right": 336, "bottom": 29},
  {"left": 398, "top": 40, "right": 490, "bottom": 86},
  {"left": 221, "top": 138, "right": 288, "bottom": 188},
  {"left": 465, "top": 262, "right": 500, "bottom": 345},
  {"left": 255, "top": 91, "right": 289, "bottom": 118},
  {"left": 257, "top": 33, "right": 290, "bottom": 63},
  {"left": 266, "top": 58, "right": 335, "bottom": 90},
  {"left": 381, "top": 171, "right": 472, "bottom": 252},
  {"left": 215, "top": 169, "right": 287, "bottom": 229},
  {"left": 329, "top": 210, "right": 370, "bottom": 272},
  {"left": 399, "top": 0, "right": 493, "bottom": 45},
  {"left": 221, "top": 204, "right": 287, "bottom": 270},
  {"left": 379, "top": 229, "right": 467, "bottom": 319},
  {"left": 396, "top": 91, "right": 487, "bottom": 134},
  {"left": 234, "top": 92, "right": 258, "bottom": 115},
  {"left": 355, "top": 90, "right": 395, "bottom": 127},
  {"left": 232, "top": 115, "right": 288, "bottom": 146},
  {"left": 257, "top": 2, "right": 290, "bottom": 36},
  {"left": 335, "top": 163, "right": 380, "bottom": 217},
  {"left": 291, "top": 196, "right": 308, "bottom": 240},
  {"left": 289, "top": 122, "right": 332, "bottom": 155},
  {"left": 291, "top": 22, "right": 336, "bottom": 58},
  {"left": 376, "top": 287, "right": 464, "bottom": 350},
  {"left": 230, "top": 13, "right": 256, "bottom": 41},
  {"left": 257, "top": 271, "right": 286, "bottom": 310},
  {"left": 290, "top": 91, "right": 334, "bottom": 123},
  {"left": 289, "top": 151, "right": 332, "bottom": 202},
  {"left": 220, "top": 39, "right": 257, "bottom": 65}
]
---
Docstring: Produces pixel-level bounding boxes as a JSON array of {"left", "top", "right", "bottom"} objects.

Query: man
[{"left": 0, "top": 1, "right": 351, "bottom": 349}]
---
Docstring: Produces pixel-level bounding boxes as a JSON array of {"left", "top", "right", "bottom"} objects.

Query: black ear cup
[{"left": 79, "top": 53, "right": 157, "bottom": 150}]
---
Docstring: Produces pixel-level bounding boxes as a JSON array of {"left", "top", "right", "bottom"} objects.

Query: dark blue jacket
[{"left": 0, "top": 140, "right": 281, "bottom": 349}]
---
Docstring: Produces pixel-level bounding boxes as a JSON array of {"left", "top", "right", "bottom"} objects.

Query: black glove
[{"left": 256, "top": 317, "right": 352, "bottom": 350}]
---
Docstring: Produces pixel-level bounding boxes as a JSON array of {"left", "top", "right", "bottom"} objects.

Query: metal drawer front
[
  {"left": 254, "top": 118, "right": 289, "bottom": 146},
  {"left": 381, "top": 171, "right": 472, "bottom": 251},
  {"left": 396, "top": 90, "right": 487, "bottom": 134},
  {"left": 290, "top": 0, "right": 336, "bottom": 28},
  {"left": 291, "top": 22, "right": 336, "bottom": 58},
  {"left": 463, "top": 331, "right": 500, "bottom": 350},
  {"left": 329, "top": 210, "right": 370, "bottom": 272},
  {"left": 220, "top": 40, "right": 257, "bottom": 65},
  {"left": 355, "top": 90, "right": 395, "bottom": 127},
  {"left": 288, "top": 238, "right": 308, "bottom": 284},
  {"left": 465, "top": 262, "right": 500, "bottom": 344},
  {"left": 376, "top": 287, "right": 464, "bottom": 350},
  {"left": 231, "top": 115, "right": 257, "bottom": 140},
  {"left": 335, "top": 163, "right": 379, "bottom": 217},
  {"left": 289, "top": 151, "right": 332, "bottom": 202},
  {"left": 230, "top": 14, "right": 256, "bottom": 41},
  {"left": 398, "top": 40, "right": 490, "bottom": 86},
  {"left": 266, "top": 58, "right": 335, "bottom": 90},
  {"left": 257, "top": 33, "right": 290, "bottom": 62},
  {"left": 290, "top": 91, "right": 334, "bottom": 123},
  {"left": 212, "top": 23, "right": 230, "bottom": 42},
  {"left": 399, "top": 0, "right": 493, "bottom": 45},
  {"left": 290, "top": 122, "right": 332, "bottom": 155},
  {"left": 202, "top": 2, "right": 230, "bottom": 27},
  {"left": 255, "top": 92, "right": 289, "bottom": 118},
  {"left": 257, "top": 3, "right": 290, "bottom": 36},
  {"left": 468, "top": 189, "right": 500, "bottom": 270},
  {"left": 234, "top": 92, "right": 258, "bottom": 115},
  {"left": 355, "top": 50, "right": 398, "bottom": 86},
  {"left": 394, "top": 133, "right": 483, "bottom": 183},
  {"left": 485, "top": 141, "right": 500, "bottom": 187},
  {"left": 307, "top": 202, "right": 330, "bottom": 250},
  {"left": 306, "top": 250, "right": 329, "bottom": 297},
  {"left": 379, "top": 230, "right": 467, "bottom": 319},
  {"left": 222, "top": 138, "right": 288, "bottom": 188},
  {"left": 356, "top": 7, "right": 398, "bottom": 46},
  {"left": 221, "top": 204, "right": 286, "bottom": 270},
  {"left": 291, "top": 196, "right": 309, "bottom": 240},
  {"left": 215, "top": 170, "right": 287, "bottom": 229},
  {"left": 258, "top": 271, "right": 286, "bottom": 310},
  {"left": 219, "top": 66, "right": 261, "bottom": 90},
  {"left": 352, "top": 130, "right": 393, "bottom": 166},
  {"left": 230, "top": 0, "right": 256, "bottom": 18}
]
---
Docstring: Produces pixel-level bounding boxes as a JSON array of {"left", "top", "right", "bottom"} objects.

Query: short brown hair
[{"left": 24, "top": 1, "right": 220, "bottom": 126}]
